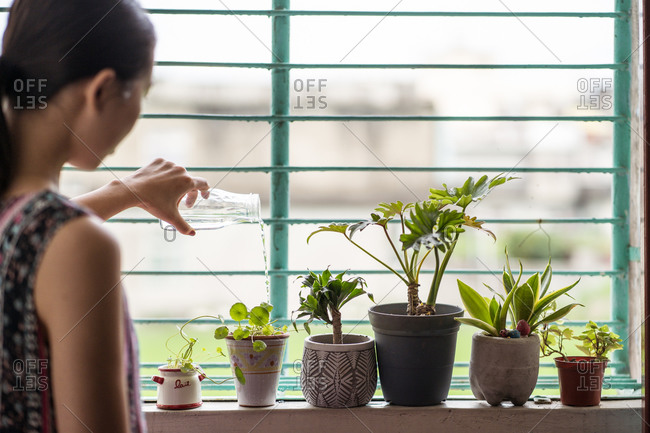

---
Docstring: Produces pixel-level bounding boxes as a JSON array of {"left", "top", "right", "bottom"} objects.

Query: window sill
[{"left": 143, "top": 399, "right": 642, "bottom": 433}]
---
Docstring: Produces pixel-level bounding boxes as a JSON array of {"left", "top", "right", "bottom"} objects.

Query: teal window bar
[{"left": 54, "top": 2, "right": 641, "bottom": 395}]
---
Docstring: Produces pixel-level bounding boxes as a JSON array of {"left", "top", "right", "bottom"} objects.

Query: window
[{"left": 26, "top": 0, "right": 641, "bottom": 397}]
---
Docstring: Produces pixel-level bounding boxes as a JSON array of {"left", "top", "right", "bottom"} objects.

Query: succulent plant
[{"left": 456, "top": 248, "right": 582, "bottom": 337}]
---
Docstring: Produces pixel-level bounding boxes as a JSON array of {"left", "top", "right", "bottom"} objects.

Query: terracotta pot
[
  {"left": 151, "top": 365, "right": 205, "bottom": 410},
  {"left": 225, "top": 334, "right": 289, "bottom": 407},
  {"left": 301, "top": 334, "right": 377, "bottom": 408},
  {"left": 469, "top": 333, "right": 540, "bottom": 406},
  {"left": 555, "top": 356, "right": 608, "bottom": 406}
]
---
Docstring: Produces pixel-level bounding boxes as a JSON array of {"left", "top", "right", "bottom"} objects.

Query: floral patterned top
[{"left": 0, "top": 190, "right": 146, "bottom": 433}]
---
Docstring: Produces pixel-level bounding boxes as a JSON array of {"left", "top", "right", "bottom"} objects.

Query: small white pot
[{"left": 152, "top": 365, "right": 205, "bottom": 410}]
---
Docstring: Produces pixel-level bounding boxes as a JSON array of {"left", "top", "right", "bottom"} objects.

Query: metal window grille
[{"left": 19, "top": 1, "right": 641, "bottom": 396}]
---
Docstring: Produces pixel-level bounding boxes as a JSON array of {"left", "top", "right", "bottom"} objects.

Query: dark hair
[{"left": 0, "top": 0, "right": 156, "bottom": 197}]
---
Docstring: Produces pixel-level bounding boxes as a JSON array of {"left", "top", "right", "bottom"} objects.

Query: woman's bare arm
[
  {"left": 72, "top": 158, "right": 209, "bottom": 235},
  {"left": 35, "top": 216, "right": 130, "bottom": 433}
]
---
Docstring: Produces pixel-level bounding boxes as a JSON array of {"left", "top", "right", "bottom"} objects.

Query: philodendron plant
[
  {"left": 292, "top": 269, "right": 374, "bottom": 344},
  {"left": 456, "top": 250, "right": 583, "bottom": 338},
  {"left": 307, "top": 174, "right": 514, "bottom": 316}
]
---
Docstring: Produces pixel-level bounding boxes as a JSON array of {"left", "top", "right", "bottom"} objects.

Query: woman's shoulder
[{"left": 34, "top": 207, "right": 122, "bottom": 331}]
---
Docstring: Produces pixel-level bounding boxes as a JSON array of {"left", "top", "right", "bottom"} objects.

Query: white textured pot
[
  {"left": 151, "top": 365, "right": 205, "bottom": 410},
  {"left": 301, "top": 334, "right": 377, "bottom": 408},
  {"left": 225, "top": 334, "right": 289, "bottom": 407},
  {"left": 469, "top": 332, "right": 540, "bottom": 406}
]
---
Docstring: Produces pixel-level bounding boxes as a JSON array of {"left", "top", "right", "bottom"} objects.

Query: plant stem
[
  {"left": 382, "top": 225, "right": 412, "bottom": 281},
  {"left": 426, "top": 237, "right": 457, "bottom": 306},
  {"left": 415, "top": 248, "right": 433, "bottom": 279},
  {"left": 407, "top": 282, "right": 421, "bottom": 315},
  {"left": 399, "top": 213, "right": 411, "bottom": 274},
  {"left": 331, "top": 308, "right": 342, "bottom": 344},
  {"left": 345, "top": 234, "right": 409, "bottom": 285}
]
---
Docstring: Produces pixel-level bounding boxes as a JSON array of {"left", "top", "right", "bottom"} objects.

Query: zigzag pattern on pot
[{"left": 301, "top": 347, "right": 377, "bottom": 408}]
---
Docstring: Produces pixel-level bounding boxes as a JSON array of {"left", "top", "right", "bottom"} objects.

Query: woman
[{"left": 0, "top": 1, "right": 207, "bottom": 432}]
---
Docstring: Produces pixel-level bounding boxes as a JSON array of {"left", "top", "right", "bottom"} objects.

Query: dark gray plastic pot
[{"left": 368, "top": 303, "right": 463, "bottom": 406}]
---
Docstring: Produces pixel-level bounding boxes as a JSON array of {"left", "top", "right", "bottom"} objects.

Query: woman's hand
[{"left": 73, "top": 158, "right": 209, "bottom": 235}]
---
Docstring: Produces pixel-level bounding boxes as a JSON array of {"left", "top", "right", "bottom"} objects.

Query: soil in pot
[
  {"left": 555, "top": 356, "right": 608, "bottom": 406},
  {"left": 469, "top": 333, "right": 540, "bottom": 406},
  {"left": 301, "top": 334, "right": 377, "bottom": 408},
  {"left": 368, "top": 303, "right": 463, "bottom": 406},
  {"left": 226, "top": 334, "right": 289, "bottom": 407}
]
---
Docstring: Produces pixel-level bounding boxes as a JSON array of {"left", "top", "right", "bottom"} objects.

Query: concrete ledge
[{"left": 143, "top": 399, "right": 642, "bottom": 433}]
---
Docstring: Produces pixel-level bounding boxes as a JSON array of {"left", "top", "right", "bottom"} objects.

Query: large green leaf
[
  {"left": 513, "top": 283, "right": 535, "bottom": 322},
  {"left": 233, "top": 327, "right": 250, "bottom": 340},
  {"left": 230, "top": 303, "right": 248, "bottom": 322},
  {"left": 526, "top": 273, "right": 540, "bottom": 303},
  {"left": 428, "top": 174, "right": 515, "bottom": 211},
  {"left": 374, "top": 201, "right": 412, "bottom": 219},
  {"left": 214, "top": 326, "right": 229, "bottom": 340},
  {"left": 401, "top": 201, "right": 445, "bottom": 252},
  {"left": 498, "top": 284, "right": 517, "bottom": 330},
  {"left": 455, "top": 317, "right": 499, "bottom": 336},
  {"left": 306, "top": 223, "right": 349, "bottom": 244},
  {"left": 457, "top": 280, "right": 492, "bottom": 324},
  {"left": 235, "top": 366, "right": 245, "bottom": 385},
  {"left": 249, "top": 306, "right": 270, "bottom": 327},
  {"left": 252, "top": 340, "right": 267, "bottom": 352},
  {"left": 539, "top": 260, "right": 552, "bottom": 298},
  {"left": 529, "top": 278, "right": 580, "bottom": 323},
  {"left": 533, "top": 303, "right": 583, "bottom": 332},
  {"left": 489, "top": 297, "right": 499, "bottom": 326}
]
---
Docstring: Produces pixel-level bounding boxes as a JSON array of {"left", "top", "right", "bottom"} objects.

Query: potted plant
[
  {"left": 540, "top": 321, "right": 623, "bottom": 406},
  {"left": 214, "top": 302, "right": 289, "bottom": 407},
  {"left": 308, "top": 174, "right": 514, "bottom": 405},
  {"left": 455, "top": 250, "right": 582, "bottom": 406},
  {"left": 292, "top": 269, "right": 376, "bottom": 408},
  {"left": 152, "top": 316, "right": 240, "bottom": 410}
]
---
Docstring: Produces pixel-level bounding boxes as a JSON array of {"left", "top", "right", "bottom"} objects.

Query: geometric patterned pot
[
  {"left": 226, "top": 334, "right": 289, "bottom": 407},
  {"left": 301, "top": 334, "right": 377, "bottom": 408}
]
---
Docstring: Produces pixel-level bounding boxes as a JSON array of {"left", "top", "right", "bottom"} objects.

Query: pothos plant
[
  {"left": 292, "top": 269, "right": 374, "bottom": 344},
  {"left": 166, "top": 315, "right": 244, "bottom": 384},
  {"left": 455, "top": 249, "right": 583, "bottom": 337},
  {"left": 307, "top": 174, "right": 514, "bottom": 316}
]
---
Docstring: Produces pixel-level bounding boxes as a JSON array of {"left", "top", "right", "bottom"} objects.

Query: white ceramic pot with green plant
[
  {"left": 293, "top": 269, "right": 376, "bottom": 408},
  {"left": 214, "top": 302, "right": 289, "bottom": 407},
  {"left": 456, "top": 250, "right": 582, "bottom": 406},
  {"left": 153, "top": 316, "right": 237, "bottom": 409}
]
